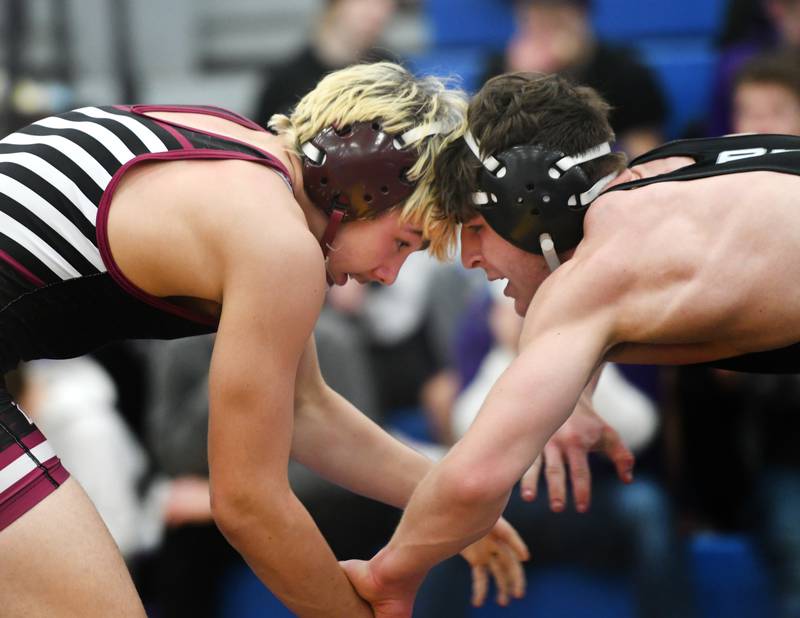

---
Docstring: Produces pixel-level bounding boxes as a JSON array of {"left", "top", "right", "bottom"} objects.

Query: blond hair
[{"left": 270, "top": 62, "right": 467, "bottom": 258}]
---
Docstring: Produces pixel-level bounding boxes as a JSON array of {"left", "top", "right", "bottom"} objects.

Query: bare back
[{"left": 575, "top": 148, "right": 800, "bottom": 366}]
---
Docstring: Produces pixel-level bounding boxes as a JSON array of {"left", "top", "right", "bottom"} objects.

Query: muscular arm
[
  {"left": 369, "top": 261, "right": 619, "bottom": 591},
  {"left": 291, "top": 338, "right": 432, "bottom": 509},
  {"left": 207, "top": 190, "right": 369, "bottom": 617}
]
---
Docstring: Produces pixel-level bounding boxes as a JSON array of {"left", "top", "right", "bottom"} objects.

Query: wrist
[{"left": 370, "top": 545, "right": 427, "bottom": 595}]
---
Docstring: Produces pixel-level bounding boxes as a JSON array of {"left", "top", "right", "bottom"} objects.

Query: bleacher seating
[
  {"left": 418, "top": 0, "right": 727, "bottom": 138},
  {"left": 592, "top": 0, "right": 727, "bottom": 41},
  {"left": 422, "top": 0, "right": 514, "bottom": 51},
  {"left": 640, "top": 43, "right": 718, "bottom": 138}
]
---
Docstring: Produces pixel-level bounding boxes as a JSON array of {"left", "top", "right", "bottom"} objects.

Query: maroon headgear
[{"left": 300, "top": 120, "right": 442, "bottom": 262}]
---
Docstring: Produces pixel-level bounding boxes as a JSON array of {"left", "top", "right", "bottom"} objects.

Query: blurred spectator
[
  {"left": 89, "top": 341, "right": 152, "bottom": 450},
  {"left": 326, "top": 252, "right": 480, "bottom": 431},
  {"left": 731, "top": 49, "right": 800, "bottom": 134},
  {"left": 482, "top": 0, "right": 668, "bottom": 157},
  {"left": 11, "top": 358, "right": 211, "bottom": 562},
  {"left": 252, "top": 0, "right": 399, "bottom": 123},
  {"left": 673, "top": 369, "right": 800, "bottom": 618},
  {"left": 415, "top": 285, "right": 692, "bottom": 618},
  {"left": 708, "top": 0, "right": 800, "bottom": 136}
]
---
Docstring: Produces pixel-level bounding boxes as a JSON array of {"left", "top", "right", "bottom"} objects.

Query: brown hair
[
  {"left": 734, "top": 49, "right": 800, "bottom": 101},
  {"left": 433, "top": 72, "right": 626, "bottom": 225}
]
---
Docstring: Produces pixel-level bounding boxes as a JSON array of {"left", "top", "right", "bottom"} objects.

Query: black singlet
[{"left": 606, "top": 134, "right": 800, "bottom": 373}]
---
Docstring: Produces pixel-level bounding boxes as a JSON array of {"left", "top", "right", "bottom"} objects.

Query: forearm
[
  {"left": 371, "top": 447, "right": 512, "bottom": 588},
  {"left": 220, "top": 490, "right": 371, "bottom": 617},
  {"left": 373, "top": 337, "right": 600, "bottom": 585},
  {"left": 293, "top": 386, "right": 432, "bottom": 508}
]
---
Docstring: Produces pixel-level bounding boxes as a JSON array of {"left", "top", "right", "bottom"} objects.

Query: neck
[
  {"left": 280, "top": 134, "right": 330, "bottom": 245},
  {"left": 605, "top": 167, "right": 637, "bottom": 190}
]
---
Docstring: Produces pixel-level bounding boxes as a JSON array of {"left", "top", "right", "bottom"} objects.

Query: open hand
[
  {"left": 520, "top": 396, "right": 634, "bottom": 512},
  {"left": 459, "top": 516, "right": 529, "bottom": 607}
]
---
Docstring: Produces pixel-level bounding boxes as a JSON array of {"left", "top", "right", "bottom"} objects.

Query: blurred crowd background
[{"left": 3, "top": 0, "right": 800, "bottom": 616}]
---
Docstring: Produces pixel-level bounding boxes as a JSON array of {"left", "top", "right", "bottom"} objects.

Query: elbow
[
  {"left": 210, "top": 480, "right": 292, "bottom": 547},
  {"left": 438, "top": 462, "right": 512, "bottom": 511}
]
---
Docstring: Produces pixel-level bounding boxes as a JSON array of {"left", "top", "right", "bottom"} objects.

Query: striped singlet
[{"left": 0, "top": 104, "right": 292, "bottom": 531}]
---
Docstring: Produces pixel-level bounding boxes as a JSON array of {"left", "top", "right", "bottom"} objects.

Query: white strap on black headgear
[
  {"left": 539, "top": 233, "right": 561, "bottom": 272},
  {"left": 554, "top": 142, "right": 611, "bottom": 172},
  {"left": 464, "top": 130, "right": 613, "bottom": 207},
  {"left": 463, "top": 130, "right": 506, "bottom": 177},
  {"left": 566, "top": 171, "right": 619, "bottom": 208}
]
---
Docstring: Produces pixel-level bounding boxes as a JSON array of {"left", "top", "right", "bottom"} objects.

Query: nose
[
  {"left": 460, "top": 227, "right": 483, "bottom": 270},
  {"left": 373, "top": 255, "right": 405, "bottom": 286}
]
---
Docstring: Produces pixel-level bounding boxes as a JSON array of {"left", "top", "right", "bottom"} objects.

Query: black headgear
[{"left": 464, "top": 130, "right": 617, "bottom": 269}]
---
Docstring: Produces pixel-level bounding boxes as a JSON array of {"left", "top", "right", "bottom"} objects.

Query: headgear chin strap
[
  {"left": 301, "top": 120, "right": 442, "bottom": 268},
  {"left": 464, "top": 130, "right": 618, "bottom": 268}
]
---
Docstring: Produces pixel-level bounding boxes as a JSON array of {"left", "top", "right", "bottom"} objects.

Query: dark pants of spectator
[{"left": 149, "top": 523, "right": 242, "bottom": 618}]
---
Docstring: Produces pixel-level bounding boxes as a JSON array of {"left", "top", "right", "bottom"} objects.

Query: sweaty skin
[{"left": 344, "top": 155, "right": 800, "bottom": 618}]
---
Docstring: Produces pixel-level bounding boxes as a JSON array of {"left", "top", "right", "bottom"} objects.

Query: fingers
[
  {"left": 471, "top": 565, "right": 489, "bottom": 607},
  {"left": 601, "top": 426, "right": 635, "bottom": 483},
  {"left": 520, "top": 455, "right": 542, "bottom": 502},
  {"left": 543, "top": 442, "right": 567, "bottom": 512},
  {"left": 487, "top": 544, "right": 526, "bottom": 607},
  {"left": 502, "top": 544, "right": 527, "bottom": 601},
  {"left": 565, "top": 445, "right": 592, "bottom": 513},
  {"left": 488, "top": 553, "right": 510, "bottom": 606},
  {"left": 493, "top": 518, "right": 530, "bottom": 561}
]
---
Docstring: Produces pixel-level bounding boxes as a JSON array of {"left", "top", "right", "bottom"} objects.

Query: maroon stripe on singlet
[
  {"left": 0, "top": 457, "right": 69, "bottom": 532},
  {"left": 0, "top": 250, "right": 45, "bottom": 287},
  {"left": 97, "top": 150, "right": 294, "bottom": 327},
  {"left": 113, "top": 104, "right": 194, "bottom": 149},
  {"left": 0, "top": 429, "right": 46, "bottom": 468},
  {"left": 126, "top": 104, "right": 293, "bottom": 184},
  {"left": 132, "top": 104, "right": 268, "bottom": 132},
  {"left": 153, "top": 119, "right": 194, "bottom": 149}
]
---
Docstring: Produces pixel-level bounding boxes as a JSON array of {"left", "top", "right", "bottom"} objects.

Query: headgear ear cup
[
  {"left": 302, "top": 122, "right": 417, "bottom": 220},
  {"left": 464, "top": 130, "right": 617, "bottom": 259},
  {"left": 301, "top": 120, "right": 443, "bottom": 220},
  {"left": 301, "top": 120, "right": 443, "bottom": 265}
]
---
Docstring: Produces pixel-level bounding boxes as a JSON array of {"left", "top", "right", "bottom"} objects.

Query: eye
[
  {"left": 396, "top": 239, "right": 411, "bottom": 251},
  {"left": 467, "top": 224, "right": 484, "bottom": 234}
]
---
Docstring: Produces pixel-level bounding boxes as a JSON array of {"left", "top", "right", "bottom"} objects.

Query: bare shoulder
[
  {"left": 519, "top": 244, "right": 633, "bottom": 353},
  {"left": 108, "top": 158, "right": 320, "bottom": 304},
  {"left": 525, "top": 185, "right": 699, "bottom": 349}
]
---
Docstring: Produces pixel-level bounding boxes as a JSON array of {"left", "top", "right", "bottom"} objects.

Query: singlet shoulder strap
[
  {"left": 125, "top": 104, "right": 293, "bottom": 187},
  {"left": 129, "top": 104, "right": 267, "bottom": 132},
  {"left": 608, "top": 134, "right": 800, "bottom": 193}
]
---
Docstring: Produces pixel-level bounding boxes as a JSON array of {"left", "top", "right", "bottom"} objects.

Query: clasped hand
[{"left": 341, "top": 516, "right": 529, "bottom": 618}]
